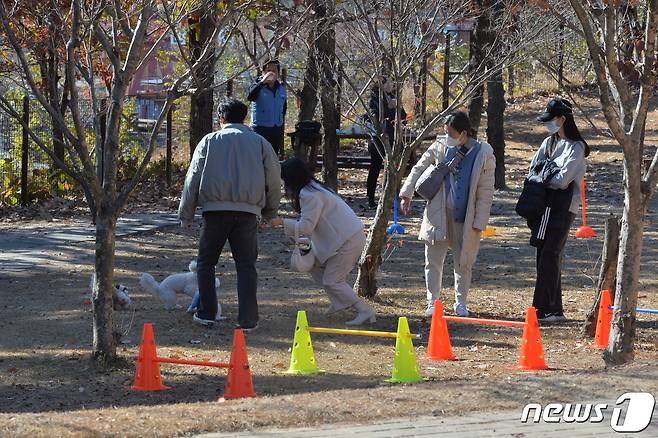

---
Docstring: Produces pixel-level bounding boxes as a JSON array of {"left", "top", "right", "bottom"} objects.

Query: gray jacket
[
  {"left": 529, "top": 136, "right": 586, "bottom": 214},
  {"left": 178, "top": 123, "right": 281, "bottom": 222}
]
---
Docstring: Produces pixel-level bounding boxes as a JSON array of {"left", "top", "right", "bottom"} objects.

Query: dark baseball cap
[{"left": 537, "top": 98, "right": 573, "bottom": 122}]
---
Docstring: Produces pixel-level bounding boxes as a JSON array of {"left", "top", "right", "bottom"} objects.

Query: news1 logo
[{"left": 520, "top": 392, "right": 656, "bottom": 432}]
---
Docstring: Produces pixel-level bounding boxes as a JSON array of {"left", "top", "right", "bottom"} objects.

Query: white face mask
[
  {"left": 546, "top": 120, "right": 560, "bottom": 134},
  {"left": 445, "top": 134, "right": 461, "bottom": 147}
]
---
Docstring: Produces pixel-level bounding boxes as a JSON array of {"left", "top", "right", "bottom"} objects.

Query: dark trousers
[
  {"left": 532, "top": 212, "right": 575, "bottom": 316},
  {"left": 197, "top": 211, "right": 258, "bottom": 326},
  {"left": 254, "top": 125, "right": 284, "bottom": 156},
  {"left": 367, "top": 139, "right": 386, "bottom": 204}
]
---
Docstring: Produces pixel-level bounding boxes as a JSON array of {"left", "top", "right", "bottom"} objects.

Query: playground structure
[
  {"left": 426, "top": 300, "right": 548, "bottom": 371},
  {"left": 130, "top": 323, "right": 256, "bottom": 399},
  {"left": 285, "top": 310, "right": 423, "bottom": 383}
]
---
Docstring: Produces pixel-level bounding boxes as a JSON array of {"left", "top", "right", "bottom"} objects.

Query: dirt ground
[{"left": 1, "top": 91, "right": 658, "bottom": 437}]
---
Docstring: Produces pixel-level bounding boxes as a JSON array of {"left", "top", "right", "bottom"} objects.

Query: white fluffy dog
[{"left": 140, "top": 260, "right": 222, "bottom": 318}]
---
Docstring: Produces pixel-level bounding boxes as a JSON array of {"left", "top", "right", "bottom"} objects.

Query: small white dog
[
  {"left": 140, "top": 260, "right": 223, "bottom": 319},
  {"left": 89, "top": 274, "right": 132, "bottom": 310}
]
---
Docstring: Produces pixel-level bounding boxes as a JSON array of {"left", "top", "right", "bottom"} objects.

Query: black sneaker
[
  {"left": 538, "top": 313, "right": 566, "bottom": 322},
  {"left": 235, "top": 323, "right": 258, "bottom": 333},
  {"left": 192, "top": 313, "right": 215, "bottom": 327}
]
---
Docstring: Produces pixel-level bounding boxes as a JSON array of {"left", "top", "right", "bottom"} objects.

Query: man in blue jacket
[{"left": 247, "top": 59, "right": 287, "bottom": 156}]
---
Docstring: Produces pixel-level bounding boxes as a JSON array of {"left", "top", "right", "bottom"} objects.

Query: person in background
[
  {"left": 527, "top": 97, "right": 589, "bottom": 322},
  {"left": 247, "top": 59, "right": 287, "bottom": 156},
  {"left": 399, "top": 111, "right": 495, "bottom": 318},
  {"left": 178, "top": 98, "right": 281, "bottom": 330},
  {"left": 270, "top": 157, "right": 376, "bottom": 326},
  {"left": 367, "top": 76, "right": 407, "bottom": 208}
]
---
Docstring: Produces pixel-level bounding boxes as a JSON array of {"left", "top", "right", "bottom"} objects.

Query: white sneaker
[
  {"left": 454, "top": 303, "right": 469, "bottom": 317},
  {"left": 424, "top": 304, "right": 435, "bottom": 318},
  {"left": 345, "top": 310, "right": 376, "bottom": 325}
]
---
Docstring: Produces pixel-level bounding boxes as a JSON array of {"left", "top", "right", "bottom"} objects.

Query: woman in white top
[
  {"left": 270, "top": 157, "right": 376, "bottom": 325},
  {"left": 529, "top": 98, "right": 589, "bottom": 322}
]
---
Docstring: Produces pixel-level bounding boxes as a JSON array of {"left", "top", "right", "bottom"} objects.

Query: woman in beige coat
[
  {"left": 399, "top": 112, "right": 495, "bottom": 317},
  {"left": 271, "top": 157, "right": 376, "bottom": 325}
]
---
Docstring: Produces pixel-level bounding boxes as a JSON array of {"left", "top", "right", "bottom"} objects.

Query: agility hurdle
[
  {"left": 610, "top": 306, "right": 658, "bottom": 314},
  {"left": 426, "top": 300, "right": 547, "bottom": 371},
  {"left": 285, "top": 311, "right": 423, "bottom": 383},
  {"left": 130, "top": 323, "right": 255, "bottom": 399}
]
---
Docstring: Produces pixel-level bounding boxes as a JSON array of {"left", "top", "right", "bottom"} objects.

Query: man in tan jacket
[{"left": 400, "top": 112, "right": 495, "bottom": 317}]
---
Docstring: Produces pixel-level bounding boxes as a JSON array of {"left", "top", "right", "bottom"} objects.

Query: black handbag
[{"left": 515, "top": 178, "right": 547, "bottom": 220}]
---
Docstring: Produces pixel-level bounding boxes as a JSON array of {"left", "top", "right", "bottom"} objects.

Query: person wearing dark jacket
[
  {"left": 247, "top": 59, "right": 287, "bottom": 156},
  {"left": 367, "top": 76, "right": 407, "bottom": 208},
  {"left": 525, "top": 98, "right": 589, "bottom": 323}
]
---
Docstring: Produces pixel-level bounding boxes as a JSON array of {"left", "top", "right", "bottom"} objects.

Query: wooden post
[
  {"left": 166, "top": 106, "right": 173, "bottom": 188},
  {"left": 21, "top": 96, "right": 29, "bottom": 206},
  {"left": 442, "top": 33, "right": 451, "bottom": 111},
  {"left": 583, "top": 214, "right": 620, "bottom": 337}
]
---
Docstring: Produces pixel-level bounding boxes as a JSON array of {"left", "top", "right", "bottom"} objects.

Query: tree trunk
[
  {"left": 356, "top": 170, "right": 400, "bottom": 297},
  {"left": 604, "top": 155, "right": 644, "bottom": 365},
  {"left": 467, "top": 4, "right": 489, "bottom": 133},
  {"left": 486, "top": 68, "right": 507, "bottom": 189},
  {"left": 583, "top": 214, "right": 620, "bottom": 337},
  {"left": 468, "top": 84, "right": 485, "bottom": 135},
  {"left": 92, "top": 209, "right": 118, "bottom": 363},
  {"left": 188, "top": 9, "right": 215, "bottom": 160},
  {"left": 317, "top": 1, "right": 338, "bottom": 191},
  {"left": 298, "top": 41, "right": 319, "bottom": 123}
]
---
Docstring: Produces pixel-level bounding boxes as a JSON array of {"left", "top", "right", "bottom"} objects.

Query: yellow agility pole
[{"left": 307, "top": 326, "right": 421, "bottom": 339}]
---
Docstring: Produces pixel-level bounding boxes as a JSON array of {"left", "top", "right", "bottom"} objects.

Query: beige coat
[
  {"left": 400, "top": 139, "right": 496, "bottom": 267},
  {"left": 283, "top": 182, "right": 364, "bottom": 264}
]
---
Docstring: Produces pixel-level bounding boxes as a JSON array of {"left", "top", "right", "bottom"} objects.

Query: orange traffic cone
[
  {"left": 131, "top": 323, "right": 170, "bottom": 391},
  {"left": 426, "top": 300, "right": 456, "bottom": 360},
  {"left": 592, "top": 290, "right": 613, "bottom": 350},
  {"left": 517, "top": 307, "right": 548, "bottom": 371},
  {"left": 223, "top": 329, "right": 256, "bottom": 399}
]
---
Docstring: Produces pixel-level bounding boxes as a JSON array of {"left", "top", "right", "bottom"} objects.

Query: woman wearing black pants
[
  {"left": 366, "top": 77, "right": 406, "bottom": 208},
  {"left": 528, "top": 98, "right": 590, "bottom": 322}
]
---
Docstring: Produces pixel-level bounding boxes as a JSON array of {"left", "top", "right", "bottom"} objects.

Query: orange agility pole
[
  {"left": 427, "top": 301, "right": 548, "bottom": 370},
  {"left": 575, "top": 176, "right": 596, "bottom": 238},
  {"left": 156, "top": 357, "right": 230, "bottom": 368},
  {"left": 442, "top": 315, "right": 526, "bottom": 328},
  {"left": 130, "top": 324, "right": 256, "bottom": 399},
  {"left": 592, "top": 289, "right": 613, "bottom": 350}
]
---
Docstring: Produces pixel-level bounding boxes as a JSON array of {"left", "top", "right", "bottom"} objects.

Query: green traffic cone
[
  {"left": 386, "top": 316, "right": 422, "bottom": 383},
  {"left": 284, "top": 310, "right": 320, "bottom": 375}
]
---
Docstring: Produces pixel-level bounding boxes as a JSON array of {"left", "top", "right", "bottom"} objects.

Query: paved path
[
  {"left": 0, "top": 213, "right": 179, "bottom": 272},
  {"left": 198, "top": 403, "right": 658, "bottom": 438}
]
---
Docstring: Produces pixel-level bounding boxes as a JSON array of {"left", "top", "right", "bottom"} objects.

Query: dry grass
[{"left": 1, "top": 92, "right": 657, "bottom": 437}]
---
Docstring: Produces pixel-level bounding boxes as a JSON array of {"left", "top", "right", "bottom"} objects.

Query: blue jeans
[{"left": 196, "top": 211, "right": 258, "bottom": 326}]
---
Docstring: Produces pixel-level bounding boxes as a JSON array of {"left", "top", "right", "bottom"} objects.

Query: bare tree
[
  {"left": 562, "top": 0, "right": 658, "bottom": 364},
  {"left": 331, "top": 0, "right": 552, "bottom": 297},
  {"left": 0, "top": 0, "right": 248, "bottom": 363}
]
